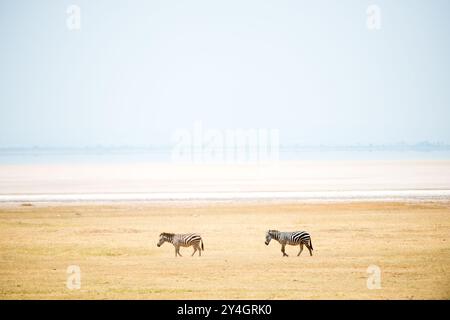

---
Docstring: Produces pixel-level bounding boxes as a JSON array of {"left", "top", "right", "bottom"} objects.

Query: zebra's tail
[
  {"left": 201, "top": 239, "right": 204, "bottom": 251},
  {"left": 310, "top": 238, "right": 313, "bottom": 250}
]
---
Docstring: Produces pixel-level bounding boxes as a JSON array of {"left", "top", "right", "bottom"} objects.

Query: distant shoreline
[
  {"left": 2, "top": 145, "right": 450, "bottom": 165},
  {"left": 2, "top": 160, "right": 450, "bottom": 202},
  {"left": 1, "top": 189, "right": 450, "bottom": 204}
]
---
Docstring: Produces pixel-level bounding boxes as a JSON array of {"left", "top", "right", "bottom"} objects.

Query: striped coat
[
  {"left": 265, "top": 230, "right": 313, "bottom": 257},
  {"left": 157, "top": 232, "right": 204, "bottom": 257}
]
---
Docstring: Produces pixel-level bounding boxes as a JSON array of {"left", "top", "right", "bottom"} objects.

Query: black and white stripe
[
  {"left": 157, "top": 232, "right": 204, "bottom": 257},
  {"left": 265, "top": 230, "right": 313, "bottom": 257}
]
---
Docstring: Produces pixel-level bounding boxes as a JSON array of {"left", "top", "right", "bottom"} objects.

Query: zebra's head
[
  {"left": 265, "top": 230, "right": 279, "bottom": 245},
  {"left": 157, "top": 232, "right": 173, "bottom": 247}
]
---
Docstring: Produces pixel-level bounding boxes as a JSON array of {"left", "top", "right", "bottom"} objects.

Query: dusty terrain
[{"left": 0, "top": 201, "right": 449, "bottom": 299}]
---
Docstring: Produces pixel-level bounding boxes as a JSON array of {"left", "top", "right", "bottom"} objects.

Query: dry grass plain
[{"left": 0, "top": 201, "right": 449, "bottom": 299}]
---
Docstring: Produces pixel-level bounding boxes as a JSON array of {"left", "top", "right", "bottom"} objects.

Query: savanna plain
[{"left": 0, "top": 201, "right": 449, "bottom": 299}]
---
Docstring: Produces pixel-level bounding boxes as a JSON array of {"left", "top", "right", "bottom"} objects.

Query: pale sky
[{"left": 1, "top": 0, "right": 450, "bottom": 147}]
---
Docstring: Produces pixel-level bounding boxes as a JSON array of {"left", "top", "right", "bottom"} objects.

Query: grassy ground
[{"left": 0, "top": 201, "right": 449, "bottom": 299}]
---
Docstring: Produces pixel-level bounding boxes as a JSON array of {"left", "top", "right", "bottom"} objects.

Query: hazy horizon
[{"left": 1, "top": 0, "right": 450, "bottom": 149}]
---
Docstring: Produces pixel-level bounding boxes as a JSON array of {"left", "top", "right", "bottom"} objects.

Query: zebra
[
  {"left": 157, "top": 232, "right": 204, "bottom": 257},
  {"left": 265, "top": 230, "right": 313, "bottom": 257}
]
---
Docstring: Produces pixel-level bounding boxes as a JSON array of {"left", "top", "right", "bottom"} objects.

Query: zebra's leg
[
  {"left": 298, "top": 243, "right": 304, "bottom": 256},
  {"left": 191, "top": 246, "right": 197, "bottom": 257},
  {"left": 176, "top": 245, "right": 182, "bottom": 257},
  {"left": 281, "top": 244, "right": 288, "bottom": 257},
  {"left": 305, "top": 243, "right": 313, "bottom": 256},
  {"left": 198, "top": 244, "right": 201, "bottom": 257}
]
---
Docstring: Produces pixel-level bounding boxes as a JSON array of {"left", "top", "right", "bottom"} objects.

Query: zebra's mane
[
  {"left": 268, "top": 230, "right": 280, "bottom": 234},
  {"left": 160, "top": 232, "right": 174, "bottom": 239}
]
